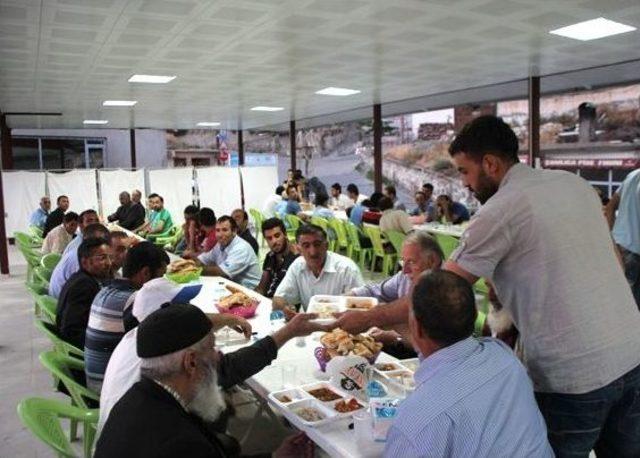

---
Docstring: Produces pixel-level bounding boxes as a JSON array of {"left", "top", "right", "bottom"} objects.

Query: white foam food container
[
  {"left": 379, "top": 369, "right": 416, "bottom": 392},
  {"left": 307, "top": 295, "right": 346, "bottom": 324},
  {"left": 300, "top": 382, "right": 365, "bottom": 419},
  {"left": 268, "top": 387, "right": 312, "bottom": 408},
  {"left": 344, "top": 296, "right": 378, "bottom": 311},
  {"left": 398, "top": 358, "right": 419, "bottom": 373},
  {"left": 281, "top": 398, "right": 338, "bottom": 427}
]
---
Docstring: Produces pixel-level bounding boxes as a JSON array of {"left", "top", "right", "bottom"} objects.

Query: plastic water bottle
[{"left": 269, "top": 310, "right": 285, "bottom": 330}]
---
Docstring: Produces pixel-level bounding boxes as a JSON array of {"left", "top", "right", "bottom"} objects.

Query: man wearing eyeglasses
[{"left": 56, "top": 237, "right": 114, "bottom": 349}]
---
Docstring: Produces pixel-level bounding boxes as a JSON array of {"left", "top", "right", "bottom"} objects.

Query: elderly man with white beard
[{"left": 95, "top": 304, "right": 317, "bottom": 457}]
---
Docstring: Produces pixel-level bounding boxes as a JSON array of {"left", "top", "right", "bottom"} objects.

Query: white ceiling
[{"left": 1, "top": 0, "right": 639, "bottom": 130}]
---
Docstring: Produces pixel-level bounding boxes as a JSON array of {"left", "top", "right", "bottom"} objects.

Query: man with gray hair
[
  {"left": 96, "top": 303, "right": 317, "bottom": 457},
  {"left": 350, "top": 231, "right": 443, "bottom": 302},
  {"left": 108, "top": 191, "right": 145, "bottom": 230}
]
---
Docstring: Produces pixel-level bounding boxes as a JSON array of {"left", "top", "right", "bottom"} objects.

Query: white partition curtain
[
  {"left": 147, "top": 168, "right": 194, "bottom": 226},
  {"left": 98, "top": 169, "right": 146, "bottom": 218},
  {"left": 240, "top": 166, "right": 279, "bottom": 213},
  {"left": 2, "top": 171, "right": 46, "bottom": 237},
  {"left": 47, "top": 169, "right": 99, "bottom": 215},
  {"left": 196, "top": 167, "right": 242, "bottom": 217}
]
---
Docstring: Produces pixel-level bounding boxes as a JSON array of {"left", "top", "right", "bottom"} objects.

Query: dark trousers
[
  {"left": 620, "top": 247, "right": 640, "bottom": 309},
  {"left": 535, "top": 363, "right": 640, "bottom": 458}
]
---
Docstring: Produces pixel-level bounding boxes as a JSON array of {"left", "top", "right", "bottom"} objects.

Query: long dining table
[{"left": 189, "top": 276, "right": 402, "bottom": 458}]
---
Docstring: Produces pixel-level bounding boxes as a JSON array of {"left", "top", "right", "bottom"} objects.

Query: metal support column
[
  {"left": 528, "top": 76, "right": 540, "bottom": 168},
  {"left": 373, "top": 104, "right": 383, "bottom": 193},
  {"left": 238, "top": 129, "right": 244, "bottom": 166},
  {"left": 129, "top": 129, "right": 137, "bottom": 168},
  {"left": 289, "top": 121, "right": 296, "bottom": 172}
]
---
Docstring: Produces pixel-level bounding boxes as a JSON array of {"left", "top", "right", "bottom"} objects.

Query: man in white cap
[{"left": 96, "top": 303, "right": 317, "bottom": 457}]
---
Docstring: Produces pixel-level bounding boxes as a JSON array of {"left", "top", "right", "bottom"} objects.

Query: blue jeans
[
  {"left": 620, "top": 247, "right": 640, "bottom": 309},
  {"left": 535, "top": 363, "right": 640, "bottom": 457}
]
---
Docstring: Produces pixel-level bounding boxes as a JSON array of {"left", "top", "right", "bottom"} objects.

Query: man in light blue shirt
[
  {"left": 608, "top": 168, "right": 640, "bottom": 307},
  {"left": 384, "top": 271, "right": 552, "bottom": 457},
  {"left": 29, "top": 196, "right": 51, "bottom": 230},
  {"left": 311, "top": 193, "right": 334, "bottom": 220},
  {"left": 197, "top": 215, "right": 261, "bottom": 288},
  {"left": 49, "top": 217, "right": 106, "bottom": 298},
  {"left": 351, "top": 231, "right": 443, "bottom": 303}
]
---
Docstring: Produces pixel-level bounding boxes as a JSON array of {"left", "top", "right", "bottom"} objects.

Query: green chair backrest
[
  {"left": 309, "top": 216, "right": 329, "bottom": 233},
  {"left": 248, "top": 209, "right": 263, "bottom": 232},
  {"left": 39, "top": 351, "right": 98, "bottom": 409},
  {"left": 26, "top": 280, "right": 49, "bottom": 298},
  {"left": 434, "top": 233, "right": 460, "bottom": 260},
  {"left": 284, "top": 214, "right": 302, "bottom": 231},
  {"left": 28, "top": 225, "right": 44, "bottom": 239},
  {"left": 344, "top": 222, "right": 363, "bottom": 250},
  {"left": 14, "top": 231, "right": 38, "bottom": 248},
  {"left": 328, "top": 219, "right": 348, "bottom": 248},
  {"left": 35, "top": 295, "right": 58, "bottom": 324},
  {"left": 364, "top": 226, "right": 386, "bottom": 257},
  {"left": 384, "top": 230, "right": 406, "bottom": 255},
  {"left": 42, "top": 253, "right": 62, "bottom": 270},
  {"left": 17, "top": 397, "right": 98, "bottom": 458},
  {"left": 34, "top": 265, "right": 52, "bottom": 283},
  {"left": 34, "top": 320, "right": 84, "bottom": 359}
]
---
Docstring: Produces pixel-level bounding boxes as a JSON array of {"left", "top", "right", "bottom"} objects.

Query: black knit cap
[{"left": 137, "top": 303, "right": 212, "bottom": 358}]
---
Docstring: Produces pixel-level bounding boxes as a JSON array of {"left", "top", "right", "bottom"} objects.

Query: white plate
[
  {"left": 344, "top": 296, "right": 378, "bottom": 311},
  {"left": 307, "top": 296, "right": 346, "bottom": 324}
]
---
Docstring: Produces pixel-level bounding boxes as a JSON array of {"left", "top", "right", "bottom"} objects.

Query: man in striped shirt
[
  {"left": 384, "top": 271, "right": 553, "bottom": 457},
  {"left": 84, "top": 242, "right": 169, "bottom": 392}
]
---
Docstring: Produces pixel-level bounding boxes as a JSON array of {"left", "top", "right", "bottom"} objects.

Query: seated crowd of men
[{"left": 27, "top": 115, "right": 640, "bottom": 457}]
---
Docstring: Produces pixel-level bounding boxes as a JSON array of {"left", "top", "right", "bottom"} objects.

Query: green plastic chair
[
  {"left": 155, "top": 225, "right": 182, "bottom": 249},
  {"left": 26, "top": 279, "right": 49, "bottom": 297},
  {"left": 474, "top": 310, "right": 487, "bottom": 337},
  {"left": 34, "top": 319, "right": 84, "bottom": 359},
  {"left": 147, "top": 225, "right": 176, "bottom": 244},
  {"left": 14, "top": 231, "right": 40, "bottom": 248},
  {"left": 384, "top": 229, "right": 406, "bottom": 256},
  {"left": 39, "top": 351, "right": 97, "bottom": 410},
  {"left": 35, "top": 265, "right": 52, "bottom": 284},
  {"left": 17, "top": 397, "right": 98, "bottom": 458},
  {"left": 28, "top": 225, "right": 44, "bottom": 239},
  {"left": 364, "top": 226, "right": 397, "bottom": 275},
  {"left": 35, "top": 295, "right": 58, "bottom": 324},
  {"left": 310, "top": 216, "right": 336, "bottom": 251},
  {"left": 284, "top": 214, "right": 303, "bottom": 243},
  {"left": 42, "top": 253, "right": 62, "bottom": 270},
  {"left": 434, "top": 233, "right": 460, "bottom": 260},
  {"left": 344, "top": 222, "right": 372, "bottom": 270},
  {"left": 328, "top": 219, "right": 349, "bottom": 253},
  {"left": 248, "top": 209, "right": 265, "bottom": 246}
]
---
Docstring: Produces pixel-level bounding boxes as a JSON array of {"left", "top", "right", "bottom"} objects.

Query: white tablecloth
[
  {"left": 413, "top": 222, "right": 465, "bottom": 238},
  {"left": 190, "top": 277, "right": 390, "bottom": 457}
]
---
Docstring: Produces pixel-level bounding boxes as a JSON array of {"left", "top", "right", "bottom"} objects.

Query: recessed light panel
[
  {"left": 549, "top": 17, "right": 636, "bottom": 41},
  {"left": 250, "top": 106, "right": 284, "bottom": 112},
  {"left": 196, "top": 122, "right": 220, "bottom": 127},
  {"left": 83, "top": 120, "right": 108, "bottom": 125},
  {"left": 128, "top": 74, "right": 176, "bottom": 84},
  {"left": 315, "top": 87, "right": 361, "bottom": 96},
  {"left": 103, "top": 100, "right": 137, "bottom": 107}
]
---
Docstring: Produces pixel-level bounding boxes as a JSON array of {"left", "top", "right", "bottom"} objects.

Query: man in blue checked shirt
[{"left": 384, "top": 271, "right": 553, "bottom": 457}]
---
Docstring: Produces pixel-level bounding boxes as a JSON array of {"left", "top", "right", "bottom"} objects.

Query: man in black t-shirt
[
  {"left": 43, "top": 195, "right": 69, "bottom": 238},
  {"left": 255, "top": 218, "right": 298, "bottom": 298}
]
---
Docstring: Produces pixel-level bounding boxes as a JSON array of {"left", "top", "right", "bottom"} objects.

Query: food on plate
[
  {"left": 315, "top": 298, "right": 333, "bottom": 303},
  {"left": 306, "top": 387, "right": 342, "bottom": 402},
  {"left": 314, "top": 303, "right": 340, "bottom": 319},
  {"left": 320, "top": 328, "right": 383, "bottom": 359},
  {"left": 334, "top": 398, "right": 363, "bottom": 413},
  {"left": 276, "top": 394, "right": 292, "bottom": 403},
  {"left": 218, "top": 291, "right": 256, "bottom": 311},
  {"left": 345, "top": 297, "right": 376, "bottom": 310},
  {"left": 167, "top": 259, "right": 199, "bottom": 274},
  {"left": 225, "top": 284, "right": 243, "bottom": 295},
  {"left": 375, "top": 363, "right": 399, "bottom": 372},
  {"left": 294, "top": 407, "right": 325, "bottom": 422}
]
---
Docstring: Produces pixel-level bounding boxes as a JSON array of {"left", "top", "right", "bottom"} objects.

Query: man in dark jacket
[
  {"left": 107, "top": 191, "right": 145, "bottom": 230},
  {"left": 56, "top": 237, "right": 113, "bottom": 348},
  {"left": 95, "top": 304, "right": 317, "bottom": 457},
  {"left": 42, "top": 195, "right": 69, "bottom": 238}
]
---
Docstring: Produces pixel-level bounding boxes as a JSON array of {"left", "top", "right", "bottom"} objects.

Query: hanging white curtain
[
  {"left": 147, "top": 168, "right": 194, "bottom": 226},
  {"left": 196, "top": 167, "right": 242, "bottom": 217},
  {"left": 98, "top": 169, "right": 146, "bottom": 218},
  {"left": 47, "top": 169, "right": 99, "bottom": 215},
  {"left": 2, "top": 171, "right": 46, "bottom": 237},
  {"left": 240, "top": 166, "right": 279, "bottom": 212}
]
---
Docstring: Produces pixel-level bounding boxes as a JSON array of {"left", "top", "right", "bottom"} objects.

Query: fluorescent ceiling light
[
  {"left": 251, "top": 106, "right": 284, "bottom": 112},
  {"left": 83, "top": 120, "right": 108, "bottom": 125},
  {"left": 315, "top": 87, "right": 361, "bottom": 96},
  {"left": 196, "top": 122, "right": 220, "bottom": 127},
  {"left": 128, "top": 74, "right": 176, "bottom": 84},
  {"left": 103, "top": 100, "right": 137, "bottom": 107},
  {"left": 549, "top": 17, "right": 636, "bottom": 41}
]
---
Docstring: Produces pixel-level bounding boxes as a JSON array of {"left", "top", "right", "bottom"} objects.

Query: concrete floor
[{"left": 0, "top": 245, "right": 64, "bottom": 457}]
